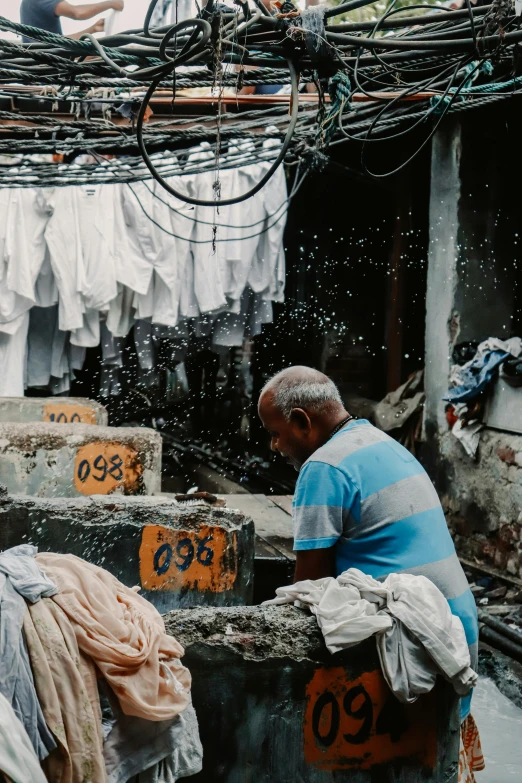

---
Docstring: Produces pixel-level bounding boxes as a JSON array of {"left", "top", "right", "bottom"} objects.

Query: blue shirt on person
[
  {"left": 293, "top": 419, "right": 478, "bottom": 719},
  {"left": 20, "top": 0, "right": 62, "bottom": 41}
]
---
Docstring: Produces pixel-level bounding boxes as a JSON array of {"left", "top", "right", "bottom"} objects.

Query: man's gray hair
[{"left": 261, "top": 367, "right": 343, "bottom": 420}]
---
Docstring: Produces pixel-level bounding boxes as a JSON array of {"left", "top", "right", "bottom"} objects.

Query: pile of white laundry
[
  {"left": 264, "top": 568, "right": 478, "bottom": 704},
  {"left": 0, "top": 141, "right": 287, "bottom": 397}
]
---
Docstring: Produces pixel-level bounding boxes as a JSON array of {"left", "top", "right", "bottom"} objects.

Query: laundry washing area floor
[{"left": 474, "top": 677, "right": 522, "bottom": 781}]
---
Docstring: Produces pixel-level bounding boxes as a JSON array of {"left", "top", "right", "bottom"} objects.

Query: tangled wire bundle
[{"left": 0, "top": 0, "right": 520, "bottom": 191}]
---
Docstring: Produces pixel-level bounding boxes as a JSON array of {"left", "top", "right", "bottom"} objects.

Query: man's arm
[
  {"left": 292, "top": 460, "right": 355, "bottom": 583},
  {"left": 55, "top": 1, "right": 123, "bottom": 22},
  {"left": 67, "top": 17, "right": 104, "bottom": 38},
  {"left": 294, "top": 548, "right": 336, "bottom": 583}
]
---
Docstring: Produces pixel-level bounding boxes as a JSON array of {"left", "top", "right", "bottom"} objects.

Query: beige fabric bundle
[
  {"left": 23, "top": 597, "right": 106, "bottom": 783},
  {"left": 36, "top": 553, "right": 191, "bottom": 722}
]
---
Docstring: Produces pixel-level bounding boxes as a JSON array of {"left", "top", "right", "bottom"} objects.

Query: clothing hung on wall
[{"left": 0, "top": 143, "right": 288, "bottom": 398}]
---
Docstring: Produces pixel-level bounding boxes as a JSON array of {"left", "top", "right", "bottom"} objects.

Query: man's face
[{"left": 258, "top": 391, "right": 317, "bottom": 470}]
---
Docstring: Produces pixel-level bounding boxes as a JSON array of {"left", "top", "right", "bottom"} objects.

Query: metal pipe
[
  {"left": 478, "top": 610, "right": 522, "bottom": 647},
  {"left": 479, "top": 626, "right": 522, "bottom": 664}
]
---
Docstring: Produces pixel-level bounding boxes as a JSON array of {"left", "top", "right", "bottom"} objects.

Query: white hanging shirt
[
  {"left": 45, "top": 183, "right": 123, "bottom": 342},
  {"left": 72, "top": 183, "right": 118, "bottom": 312},
  {"left": 44, "top": 188, "right": 86, "bottom": 332},
  {"left": 186, "top": 144, "right": 228, "bottom": 314},
  {"left": 217, "top": 140, "right": 271, "bottom": 305},
  {"left": 116, "top": 181, "right": 156, "bottom": 298},
  {"left": 0, "top": 312, "right": 29, "bottom": 396},
  {"left": 248, "top": 144, "right": 287, "bottom": 303},
  {"left": 0, "top": 188, "right": 53, "bottom": 332},
  {"left": 159, "top": 172, "right": 200, "bottom": 321}
]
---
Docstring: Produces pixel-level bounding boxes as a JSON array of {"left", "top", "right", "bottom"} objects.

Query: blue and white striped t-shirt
[{"left": 293, "top": 419, "right": 478, "bottom": 718}]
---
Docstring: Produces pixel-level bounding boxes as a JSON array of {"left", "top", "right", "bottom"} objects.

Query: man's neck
[{"left": 315, "top": 409, "right": 352, "bottom": 449}]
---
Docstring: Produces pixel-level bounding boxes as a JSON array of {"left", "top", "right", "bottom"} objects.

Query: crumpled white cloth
[
  {"left": 0, "top": 691, "right": 48, "bottom": 783},
  {"left": 0, "top": 544, "right": 57, "bottom": 603},
  {"left": 264, "top": 568, "right": 477, "bottom": 704}
]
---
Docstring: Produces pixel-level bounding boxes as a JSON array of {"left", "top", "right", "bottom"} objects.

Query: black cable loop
[{"left": 136, "top": 58, "right": 300, "bottom": 207}]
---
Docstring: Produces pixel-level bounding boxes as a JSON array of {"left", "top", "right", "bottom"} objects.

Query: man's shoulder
[{"left": 305, "top": 420, "right": 392, "bottom": 470}]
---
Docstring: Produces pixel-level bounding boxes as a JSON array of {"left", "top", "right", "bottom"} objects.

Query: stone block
[
  {"left": 165, "top": 605, "right": 460, "bottom": 783},
  {"left": 0, "top": 423, "right": 161, "bottom": 497},
  {"left": 0, "top": 493, "right": 254, "bottom": 612},
  {"left": 0, "top": 397, "right": 107, "bottom": 425}
]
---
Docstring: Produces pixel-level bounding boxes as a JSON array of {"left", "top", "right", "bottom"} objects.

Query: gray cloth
[
  {"left": 26, "top": 305, "right": 81, "bottom": 393},
  {"left": 100, "top": 320, "right": 124, "bottom": 397},
  {"left": 101, "top": 679, "right": 202, "bottom": 783},
  {"left": 212, "top": 288, "right": 273, "bottom": 349},
  {"left": 0, "top": 544, "right": 58, "bottom": 604},
  {"left": 26, "top": 305, "right": 60, "bottom": 388},
  {"left": 130, "top": 706, "right": 203, "bottom": 783},
  {"left": 134, "top": 320, "right": 155, "bottom": 371},
  {"left": 0, "top": 692, "right": 48, "bottom": 783},
  {"left": 100, "top": 365, "right": 122, "bottom": 398},
  {"left": 0, "top": 572, "right": 56, "bottom": 760},
  {"left": 374, "top": 370, "right": 424, "bottom": 432}
]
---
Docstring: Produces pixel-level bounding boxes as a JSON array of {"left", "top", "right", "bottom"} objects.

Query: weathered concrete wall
[
  {"left": 424, "top": 116, "right": 522, "bottom": 574},
  {"left": 166, "top": 605, "right": 460, "bottom": 783},
  {"left": 439, "top": 430, "right": 522, "bottom": 578},
  {"left": 0, "top": 397, "right": 108, "bottom": 425},
  {"left": 0, "top": 491, "right": 254, "bottom": 611},
  {"left": 0, "top": 423, "right": 161, "bottom": 496}
]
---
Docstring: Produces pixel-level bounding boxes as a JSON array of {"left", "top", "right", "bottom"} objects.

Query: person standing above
[
  {"left": 20, "top": 0, "right": 124, "bottom": 41},
  {"left": 258, "top": 365, "right": 478, "bottom": 719}
]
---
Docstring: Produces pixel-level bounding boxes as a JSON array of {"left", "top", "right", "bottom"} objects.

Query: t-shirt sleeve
[{"left": 292, "top": 461, "right": 356, "bottom": 551}]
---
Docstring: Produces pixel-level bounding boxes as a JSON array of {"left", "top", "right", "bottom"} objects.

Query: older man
[{"left": 258, "top": 365, "right": 478, "bottom": 722}]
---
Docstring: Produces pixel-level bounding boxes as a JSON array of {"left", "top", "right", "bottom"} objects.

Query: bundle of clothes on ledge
[{"left": 0, "top": 545, "right": 202, "bottom": 783}]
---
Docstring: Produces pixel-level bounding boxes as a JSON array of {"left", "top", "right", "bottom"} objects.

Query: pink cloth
[{"left": 36, "top": 553, "right": 191, "bottom": 721}]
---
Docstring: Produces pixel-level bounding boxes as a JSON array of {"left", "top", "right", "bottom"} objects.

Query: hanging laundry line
[{"left": 0, "top": 137, "right": 290, "bottom": 399}]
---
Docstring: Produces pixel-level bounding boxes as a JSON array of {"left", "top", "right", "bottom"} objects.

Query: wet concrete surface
[{"left": 473, "top": 677, "right": 522, "bottom": 782}]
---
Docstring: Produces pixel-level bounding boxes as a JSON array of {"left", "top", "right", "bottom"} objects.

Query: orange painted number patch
[
  {"left": 43, "top": 402, "right": 97, "bottom": 424},
  {"left": 74, "top": 442, "right": 142, "bottom": 495},
  {"left": 304, "top": 668, "right": 437, "bottom": 770},
  {"left": 139, "top": 524, "right": 237, "bottom": 593}
]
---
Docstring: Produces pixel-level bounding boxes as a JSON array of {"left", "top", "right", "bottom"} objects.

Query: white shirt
[
  {"left": 0, "top": 312, "right": 29, "bottom": 396},
  {"left": 186, "top": 144, "right": 228, "bottom": 314},
  {"left": 0, "top": 189, "right": 52, "bottom": 333},
  {"left": 44, "top": 188, "right": 86, "bottom": 332}
]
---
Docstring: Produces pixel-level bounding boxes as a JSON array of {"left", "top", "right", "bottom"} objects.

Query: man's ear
[{"left": 290, "top": 407, "right": 312, "bottom": 432}]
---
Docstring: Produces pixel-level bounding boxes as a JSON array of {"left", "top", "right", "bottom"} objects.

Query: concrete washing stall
[
  {"left": 166, "top": 605, "right": 461, "bottom": 783},
  {"left": 0, "top": 396, "right": 108, "bottom": 425},
  {"left": 0, "top": 490, "right": 255, "bottom": 612},
  {"left": 0, "top": 422, "right": 161, "bottom": 497}
]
